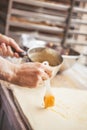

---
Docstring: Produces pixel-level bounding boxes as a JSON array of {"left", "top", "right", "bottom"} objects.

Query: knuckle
[
  {"left": 36, "top": 62, "right": 42, "bottom": 68},
  {"left": 35, "top": 68, "right": 42, "bottom": 75},
  {"left": 35, "top": 74, "right": 40, "bottom": 81}
]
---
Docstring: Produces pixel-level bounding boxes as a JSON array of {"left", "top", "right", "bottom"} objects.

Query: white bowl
[{"left": 61, "top": 48, "right": 80, "bottom": 71}]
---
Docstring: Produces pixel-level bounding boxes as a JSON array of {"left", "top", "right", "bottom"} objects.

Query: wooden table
[
  {"left": 0, "top": 82, "right": 32, "bottom": 130},
  {"left": 0, "top": 63, "right": 87, "bottom": 130}
]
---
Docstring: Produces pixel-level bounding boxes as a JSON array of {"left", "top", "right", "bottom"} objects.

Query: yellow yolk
[{"left": 44, "top": 94, "right": 55, "bottom": 108}]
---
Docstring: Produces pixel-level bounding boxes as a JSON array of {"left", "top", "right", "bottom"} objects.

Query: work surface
[{"left": 2, "top": 63, "right": 87, "bottom": 130}]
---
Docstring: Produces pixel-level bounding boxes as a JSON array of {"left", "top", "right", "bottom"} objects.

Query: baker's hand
[
  {"left": 0, "top": 56, "right": 52, "bottom": 87},
  {"left": 11, "top": 62, "right": 52, "bottom": 87},
  {"left": 0, "top": 34, "right": 23, "bottom": 57}
]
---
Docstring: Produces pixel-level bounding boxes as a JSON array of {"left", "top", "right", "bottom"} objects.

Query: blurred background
[{"left": 0, "top": 0, "right": 87, "bottom": 65}]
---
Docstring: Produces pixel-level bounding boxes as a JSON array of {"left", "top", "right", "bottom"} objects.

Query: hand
[
  {"left": 0, "top": 34, "right": 23, "bottom": 57},
  {"left": 0, "top": 57, "right": 52, "bottom": 87},
  {"left": 11, "top": 62, "right": 52, "bottom": 87}
]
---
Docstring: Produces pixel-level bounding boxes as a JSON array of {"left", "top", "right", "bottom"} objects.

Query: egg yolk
[{"left": 44, "top": 95, "right": 55, "bottom": 108}]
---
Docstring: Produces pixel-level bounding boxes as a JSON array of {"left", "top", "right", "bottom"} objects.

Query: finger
[
  {"left": 7, "top": 45, "right": 14, "bottom": 57},
  {"left": 45, "top": 68, "right": 52, "bottom": 77},
  {"left": 0, "top": 34, "right": 9, "bottom": 44},
  {"left": 38, "top": 68, "right": 49, "bottom": 80},
  {"left": 0, "top": 47, "right": 3, "bottom": 56},
  {"left": 33, "top": 62, "right": 52, "bottom": 78},
  {"left": 14, "top": 52, "right": 20, "bottom": 58},
  {"left": 1, "top": 43, "right": 8, "bottom": 56},
  {"left": 9, "top": 38, "right": 24, "bottom": 52},
  {"left": 0, "top": 34, "right": 23, "bottom": 53},
  {"left": 36, "top": 75, "right": 44, "bottom": 86},
  {"left": 7, "top": 46, "right": 20, "bottom": 58},
  {"left": 41, "top": 64, "right": 53, "bottom": 77}
]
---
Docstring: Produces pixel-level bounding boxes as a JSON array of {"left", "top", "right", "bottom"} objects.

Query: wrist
[{"left": 0, "top": 56, "right": 16, "bottom": 83}]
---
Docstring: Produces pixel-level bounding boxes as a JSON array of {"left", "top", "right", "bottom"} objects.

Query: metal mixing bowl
[{"left": 28, "top": 47, "right": 63, "bottom": 77}]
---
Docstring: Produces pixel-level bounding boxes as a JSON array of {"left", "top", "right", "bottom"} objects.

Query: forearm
[{"left": 0, "top": 56, "right": 15, "bottom": 82}]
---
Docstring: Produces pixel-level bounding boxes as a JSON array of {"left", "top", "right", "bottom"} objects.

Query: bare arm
[
  {"left": 0, "top": 56, "right": 52, "bottom": 87},
  {"left": 0, "top": 56, "right": 15, "bottom": 82}
]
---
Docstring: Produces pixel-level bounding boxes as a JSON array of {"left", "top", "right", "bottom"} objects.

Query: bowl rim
[
  {"left": 27, "top": 46, "right": 63, "bottom": 66},
  {"left": 62, "top": 55, "right": 80, "bottom": 59}
]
